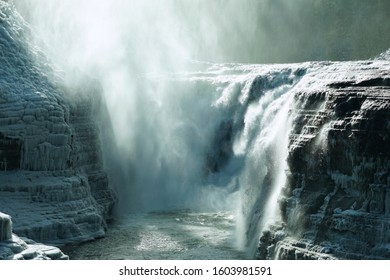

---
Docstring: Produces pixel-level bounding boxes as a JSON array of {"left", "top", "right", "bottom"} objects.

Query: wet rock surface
[
  {"left": 258, "top": 58, "right": 390, "bottom": 259},
  {"left": 0, "top": 1, "right": 115, "bottom": 246}
]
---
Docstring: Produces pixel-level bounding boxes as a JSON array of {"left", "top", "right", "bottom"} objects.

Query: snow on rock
[
  {"left": 187, "top": 55, "right": 389, "bottom": 259},
  {"left": 252, "top": 57, "right": 390, "bottom": 259},
  {"left": 0, "top": 211, "right": 68, "bottom": 259},
  {"left": 180, "top": 48, "right": 389, "bottom": 259},
  {"left": 0, "top": 212, "right": 12, "bottom": 241},
  {"left": 0, "top": 0, "right": 115, "bottom": 246},
  {"left": 0, "top": 233, "right": 69, "bottom": 260}
]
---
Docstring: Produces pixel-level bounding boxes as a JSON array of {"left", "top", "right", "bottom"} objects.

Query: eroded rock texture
[
  {"left": 0, "top": 212, "right": 68, "bottom": 259},
  {"left": 0, "top": 1, "right": 115, "bottom": 246},
  {"left": 258, "top": 59, "right": 390, "bottom": 259}
]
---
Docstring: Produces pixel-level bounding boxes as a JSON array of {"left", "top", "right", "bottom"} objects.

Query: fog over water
[
  {"left": 15, "top": 0, "right": 390, "bottom": 65},
  {"left": 13, "top": 0, "right": 390, "bottom": 258}
]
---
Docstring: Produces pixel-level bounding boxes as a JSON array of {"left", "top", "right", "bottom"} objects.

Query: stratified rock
[
  {"left": 257, "top": 57, "right": 390, "bottom": 259},
  {"left": 0, "top": 0, "right": 115, "bottom": 245},
  {"left": 189, "top": 54, "right": 389, "bottom": 259}
]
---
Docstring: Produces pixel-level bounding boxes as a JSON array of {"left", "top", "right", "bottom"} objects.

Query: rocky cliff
[
  {"left": 256, "top": 59, "right": 390, "bottom": 259},
  {"left": 0, "top": 212, "right": 69, "bottom": 259},
  {"left": 0, "top": 0, "right": 115, "bottom": 252},
  {"left": 0, "top": 0, "right": 389, "bottom": 261}
]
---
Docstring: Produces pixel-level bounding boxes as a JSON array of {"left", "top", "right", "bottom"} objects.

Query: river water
[{"left": 62, "top": 210, "right": 246, "bottom": 260}]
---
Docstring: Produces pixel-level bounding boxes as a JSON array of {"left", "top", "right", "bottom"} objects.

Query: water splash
[
  {"left": 187, "top": 65, "right": 304, "bottom": 256},
  {"left": 236, "top": 80, "right": 296, "bottom": 256},
  {"left": 13, "top": 0, "right": 318, "bottom": 257}
]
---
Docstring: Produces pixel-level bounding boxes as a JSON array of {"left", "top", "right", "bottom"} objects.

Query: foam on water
[{"left": 62, "top": 211, "right": 245, "bottom": 260}]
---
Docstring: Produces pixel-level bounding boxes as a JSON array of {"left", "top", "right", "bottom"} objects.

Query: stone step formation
[
  {"left": 0, "top": 211, "right": 68, "bottom": 260},
  {"left": 0, "top": 0, "right": 116, "bottom": 253},
  {"left": 257, "top": 62, "right": 390, "bottom": 260},
  {"left": 0, "top": 0, "right": 389, "bottom": 260}
]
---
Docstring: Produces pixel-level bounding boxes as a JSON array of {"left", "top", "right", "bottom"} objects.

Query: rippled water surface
[{"left": 62, "top": 211, "right": 246, "bottom": 260}]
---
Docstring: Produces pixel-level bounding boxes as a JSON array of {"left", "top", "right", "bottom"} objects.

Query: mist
[
  {"left": 15, "top": 0, "right": 390, "bottom": 64},
  {"left": 13, "top": 0, "right": 390, "bottom": 215}
]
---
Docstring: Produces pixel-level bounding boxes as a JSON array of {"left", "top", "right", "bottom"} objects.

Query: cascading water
[
  {"left": 11, "top": 0, "right": 389, "bottom": 259},
  {"left": 12, "top": 0, "right": 310, "bottom": 256},
  {"left": 60, "top": 64, "right": 307, "bottom": 259},
  {"left": 194, "top": 65, "right": 306, "bottom": 256}
]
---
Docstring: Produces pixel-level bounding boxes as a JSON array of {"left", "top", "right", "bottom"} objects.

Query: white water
[
  {"left": 12, "top": 1, "right": 308, "bottom": 258},
  {"left": 53, "top": 63, "right": 301, "bottom": 259},
  {"left": 62, "top": 211, "right": 245, "bottom": 260}
]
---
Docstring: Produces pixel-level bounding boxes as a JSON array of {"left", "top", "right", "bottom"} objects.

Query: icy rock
[
  {"left": 183, "top": 53, "right": 389, "bottom": 259},
  {"left": 0, "top": 212, "right": 12, "bottom": 241},
  {"left": 0, "top": 232, "right": 68, "bottom": 260},
  {"left": 21, "top": 247, "right": 38, "bottom": 259},
  {"left": 0, "top": 247, "right": 13, "bottom": 259},
  {"left": 39, "top": 247, "right": 63, "bottom": 259},
  {"left": 256, "top": 53, "right": 390, "bottom": 259},
  {"left": 0, "top": 0, "right": 116, "bottom": 246},
  {"left": 274, "top": 238, "right": 337, "bottom": 260}
]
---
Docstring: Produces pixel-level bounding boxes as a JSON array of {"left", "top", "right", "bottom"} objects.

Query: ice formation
[
  {"left": 0, "top": 0, "right": 115, "bottom": 249},
  {"left": 0, "top": 0, "right": 389, "bottom": 260},
  {"left": 0, "top": 212, "right": 11, "bottom": 241}
]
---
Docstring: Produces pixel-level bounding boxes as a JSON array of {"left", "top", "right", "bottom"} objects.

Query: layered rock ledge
[
  {"left": 0, "top": 212, "right": 68, "bottom": 260},
  {"left": 257, "top": 58, "right": 390, "bottom": 259},
  {"left": 0, "top": 0, "right": 116, "bottom": 253}
]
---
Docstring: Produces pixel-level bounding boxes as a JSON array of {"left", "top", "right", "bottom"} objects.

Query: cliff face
[
  {"left": 0, "top": 1, "right": 115, "bottom": 246},
  {"left": 0, "top": 0, "right": 389, "bottom": 261},
  {"left": 257, "top": 60, "right": 390, "bottom": 259},
  {"left": 180, "top": 56, "right": 390, "bottom": 260}
]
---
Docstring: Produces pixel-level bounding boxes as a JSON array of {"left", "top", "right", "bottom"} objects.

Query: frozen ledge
[
  {"left": 0, "top": 212, "right": 12, "bottom": 242},
  {"left": 0, "top": 212, "right": 68, "bottom": 260},
  {"left": 0, "top": 234, "right": 69, "bottom": 260}
]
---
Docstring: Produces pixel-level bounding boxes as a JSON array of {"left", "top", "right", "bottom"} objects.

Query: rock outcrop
[
  {"left": 188, "top": 56, "right": 389, "bottom": 260},
  {"left": 1, "top": 0, "right": 389, "bottom": 261},
  {"left": 256, "top": 58, "right": 390, "bottom": 259},
  {"left": 0, "top": 212, "right": 68, "bottom": 260},
  {"left": 0, "top": 212, "right": 11, "bottom": 241},
  {"left": 0, "top": 0, "right": 115, "bottom": 249}
]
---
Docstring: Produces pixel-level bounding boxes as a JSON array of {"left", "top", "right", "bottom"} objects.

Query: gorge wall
[
  {"left": 256, "top": 60, "right": 390, "bottom": 259},
  {"left": 0, "top": 0, "right": 389, "bottom": 261},
  {"left": 0, "top": 0, "right": 116, "bottom": 255}
]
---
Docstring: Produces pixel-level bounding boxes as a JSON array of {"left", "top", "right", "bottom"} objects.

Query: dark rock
[
  {"left": 257, "top": 58, "right": 390, "bottom": 259},
  {"left": 0, "top": 0, "right": 116, "bottom": 245}
]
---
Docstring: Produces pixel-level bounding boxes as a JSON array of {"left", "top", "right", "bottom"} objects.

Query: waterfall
[
  {"left": 12, "top": 0, "right": 389, "bottom": 259},
  {"left": 10, "top": 0, "right": 310, "bottom": 250},
  {"left": 192, "top": 65, "right": 304, "bottom": 255},
  {"left": 11, "top": 0, "right": 305, "bottom": 257}
]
